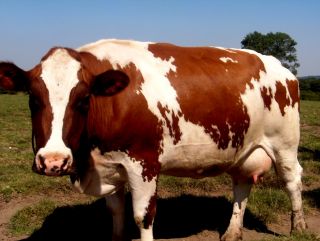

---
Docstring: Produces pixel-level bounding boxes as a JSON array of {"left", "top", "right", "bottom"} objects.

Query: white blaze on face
[{"left": 39, "top": 49, "right": 81, "bottom": 155}]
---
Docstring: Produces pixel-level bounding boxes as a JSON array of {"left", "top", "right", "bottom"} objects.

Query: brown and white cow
[{"left": 0, "top": 39, "right": 306, "bottom": 241}]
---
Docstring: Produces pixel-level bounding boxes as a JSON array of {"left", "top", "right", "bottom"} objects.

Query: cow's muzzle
[{"left": 33, "top": 152, "right": 74, "bottom": 176}]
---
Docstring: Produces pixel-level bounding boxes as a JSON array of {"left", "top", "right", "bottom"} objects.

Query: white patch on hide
[{"left": 220, "top": 57, "right": 238, "bottom": 63}]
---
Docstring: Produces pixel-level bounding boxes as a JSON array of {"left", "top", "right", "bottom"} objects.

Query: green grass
[
  {"left": 300, "top": 100, "right": 320, "bottom": 126},
  {"left": 301, "top": 161, "right": 320, "bottom": 188},
  {"left": 0, "top": 163, "right": 72, "bottom": 201},
  {"left": 248, "top": 187, "right": 291, "bottom": 223},
  {"left": 300, "top": 100, "right": 320, "bottom": 155},
  {"left": 0, "top": 94, "right": 71, "bottom": 201},
  {"left": 0, "top": 93, "right": 32, "bottom": 162},
  {"left": 158, "top": 174, "right": 232, "bottom": 196}
]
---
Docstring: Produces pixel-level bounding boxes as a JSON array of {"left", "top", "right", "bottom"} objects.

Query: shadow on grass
[
  {"left": 23, "top": 194, "right": 274, "bottom": 241},
  {"left": 304, "top": 188, "right": 320, "bottom": 208}
]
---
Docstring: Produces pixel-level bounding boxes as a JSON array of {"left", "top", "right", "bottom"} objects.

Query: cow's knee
[
  {"left": 125, "top": 158, "right": 158, "bottom": 241},
  {"left": 133, "top": 193, "right": 157, "bottom": 228},
  {"left": 132, "top": 192, "right": 156, "bottom": 241},
  {"left": 131, "top": 182, "right": 157, "bottom": 241}
]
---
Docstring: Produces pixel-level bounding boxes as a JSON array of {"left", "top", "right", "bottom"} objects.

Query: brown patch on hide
[
  {"left": 286, "top": 79, "right": 300, "bottom": 111},
  {"left": 148, "top": 43, "right": 266, "bottom": 150},
  {"left": 157, "top": 102, "right": 182, "bottom": 145},
  {"left": 260, "top": 86, "right": 273, "bottom": 111},
  {"left": 275, "top": 81, "right": 291, "bottom": 116}
]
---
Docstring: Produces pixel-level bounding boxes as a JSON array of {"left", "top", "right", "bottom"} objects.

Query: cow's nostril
[
  {"left": 64, "top": 156, "right": 70, "bottom": 164},
  {"left": 61, "top": 156, "right": 70, "bottom": 169},
  {"left": 38, "top": 154, "right": 46, "bottom": 168}
]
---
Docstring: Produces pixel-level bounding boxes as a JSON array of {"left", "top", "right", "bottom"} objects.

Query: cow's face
[{"left": 0, "top": 48, "right": 129, "bottom": 176}]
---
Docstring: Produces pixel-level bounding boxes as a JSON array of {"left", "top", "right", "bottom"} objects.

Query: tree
[{"left": 241, "top": 31, "right": 300, "bottom": 75}]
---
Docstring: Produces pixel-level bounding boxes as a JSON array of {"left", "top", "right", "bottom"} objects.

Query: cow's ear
[
  {"left": 0, "top": 62, "right": 29, "bottom": 91},
  {"left": 91, "top": 70, "right": 129, "bottom": 96}
]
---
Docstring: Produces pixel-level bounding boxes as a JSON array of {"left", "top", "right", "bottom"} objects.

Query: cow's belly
[
  {"left": 159, "top": 143, "right": 272, "bottom": 181},
  {"left": 159, "top": 143, "right": 236, "bottom": 178}
]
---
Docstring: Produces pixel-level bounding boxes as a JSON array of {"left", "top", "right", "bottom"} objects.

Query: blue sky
[{"left": 0, "top": 0, "right": 319, "bottom": 76}]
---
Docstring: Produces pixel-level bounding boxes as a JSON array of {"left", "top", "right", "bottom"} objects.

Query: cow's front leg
[
  {"left": 126, "top": 162, "right": 158, "bottom": 241},
  {"left": 221, "top": 179, "right": 252, "bottom": 241},
  {"left": 105, "top": 187, "right": 127, "bottom": 241},
  {"left": 131, "top": 179, "right": 157, "bottom": 241}
]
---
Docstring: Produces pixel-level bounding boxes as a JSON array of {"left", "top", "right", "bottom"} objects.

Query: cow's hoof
[
  {"left": 291, "top": 219, "right": 308, "bottom": 233},
  {"left": 291, "top": 210, "right": 307, "bottom": 233},
  {"left": 221, "top": 228, "right": 242, "bottom": 241}
]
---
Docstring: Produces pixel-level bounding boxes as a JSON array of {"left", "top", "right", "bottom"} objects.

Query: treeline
[{"left": 299, "top": 77, "right": 320, "bottom": 101}]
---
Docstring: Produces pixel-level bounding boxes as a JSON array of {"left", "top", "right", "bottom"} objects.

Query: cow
[{"left": 0, "top": 39, "right": 306, "bottom": 241}]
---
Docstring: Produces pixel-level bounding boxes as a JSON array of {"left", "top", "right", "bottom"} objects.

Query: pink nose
[{"left": 35, "top": 153, "right": 71, "bottom": 176}]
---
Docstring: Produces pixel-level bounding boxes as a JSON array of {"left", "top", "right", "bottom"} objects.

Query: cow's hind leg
[
  {"left": 105, "top": 187, "right": 126, "bottom": 241},
  {"left": 274, "top": 150, "right": 307, "bottom": 232},
  {"left": 221, "top": 179, "right": 252, "bottom": 241}
]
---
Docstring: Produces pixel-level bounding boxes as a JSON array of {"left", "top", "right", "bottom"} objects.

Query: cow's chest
[{"left": 72, "top": 148, "right": 127, "bottom": 196}]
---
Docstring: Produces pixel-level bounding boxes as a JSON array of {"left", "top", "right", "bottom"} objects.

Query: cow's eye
[
  {"left": 29, "top": 95, "right": 42, "bottom": 112},
  {"left": 76, "top": 95, "right": 90, "bottom": 113}
]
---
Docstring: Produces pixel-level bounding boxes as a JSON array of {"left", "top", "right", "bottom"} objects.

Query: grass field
[
  {"left": 0, "top": 93, "right": 72, "bottom": 202},
  {"left": 0, "top": 93, "right": 319, "bottom": 240}
]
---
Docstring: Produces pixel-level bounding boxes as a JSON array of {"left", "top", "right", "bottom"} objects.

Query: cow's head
[{"left": 0, "top": 48, "right": 129, "bottom": 176}]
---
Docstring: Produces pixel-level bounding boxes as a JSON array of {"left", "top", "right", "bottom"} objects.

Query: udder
[{"left": 229, "top": 148, "right": 272, "bottom": 184}]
